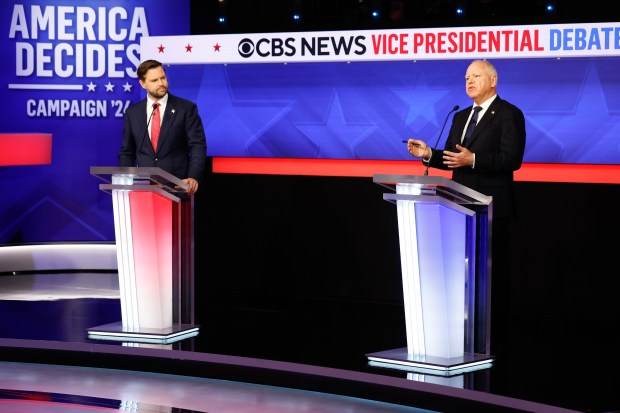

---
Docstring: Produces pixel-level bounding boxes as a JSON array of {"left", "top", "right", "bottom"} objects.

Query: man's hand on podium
[{"left": 179, "top": 178, "right": 199, "bottom": 195}]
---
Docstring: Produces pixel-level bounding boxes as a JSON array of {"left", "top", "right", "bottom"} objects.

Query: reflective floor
[
  {"left": 1, "top": 272, "right": 619, "bottom": 413},
  {"left": 0, "top": 361, "right": 440, "bottom": 413}
]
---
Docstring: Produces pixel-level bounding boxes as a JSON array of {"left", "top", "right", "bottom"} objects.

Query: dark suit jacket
[
  {"left": 427, "top": 96, "right": 526, "bottom": 218},
  {"left": 119, "top": 93, "right": 207, "bottom": 182}
]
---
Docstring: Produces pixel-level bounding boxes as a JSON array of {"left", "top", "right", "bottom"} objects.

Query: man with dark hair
[{"left": 119, "top": 59, "right": 207, "bottom": 195}]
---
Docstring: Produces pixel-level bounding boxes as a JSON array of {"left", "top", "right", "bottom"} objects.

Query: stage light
[
  {"left": 292, "top": 13, "right": 301, "bottom": 21},
  {"left": 456, "top": 8, "right": 464, "bottom": 16},
  {"left": 372, "top": 10, "right": 380, "bottom": 18},
  {"left": 545, "top": 3, "right": 556, "bottom": 13},
  {"left": 218, "top": 17, "right": 226, "bottom": 23}
]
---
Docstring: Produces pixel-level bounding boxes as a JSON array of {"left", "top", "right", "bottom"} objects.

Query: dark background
[
  {"left": 187, "top": 0, "right": 620, "bottom": 362},
  {"left": 183, "top": 0, "right": 620, "bottom": 412},
  {"left": 192, "top": 167, "right": 620, "bottom": 411},
  {"left": 190, "top": 0, "right": 620, "bottom": 34},
  {"left": 182, "top": 2, "right": 620, "bottom": 411}
]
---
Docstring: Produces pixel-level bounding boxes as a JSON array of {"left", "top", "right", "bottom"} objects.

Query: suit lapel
[
  {"left": 466, "top": 97, "right": 501, "bottom": 146},
  {"left": 155, "top": 95, "right": 176, "bottom": 154},
  {"left": 455, "top": 112, "right": 469, "bottom": 139},
  {"left": 138, "top": 99, "right": 156, "bottom": 155}
]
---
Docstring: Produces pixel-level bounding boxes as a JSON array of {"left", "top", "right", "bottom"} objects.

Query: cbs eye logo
[{"left": 238, "top": 38, "right": 254, "bottom": 58}]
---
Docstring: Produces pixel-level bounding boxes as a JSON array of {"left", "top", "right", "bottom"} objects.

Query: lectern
[
  {"left": 367, "top": 174, "right": 493, "bottom": 374},
  {"left": 88, "top": 167, "right": 199, "bottom": 344}
]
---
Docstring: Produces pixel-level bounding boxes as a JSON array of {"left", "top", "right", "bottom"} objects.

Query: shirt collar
[
  {"left": 148, "top": 93, "right": 168, "bottom": 108},
  {"left": 474, "top": 94, "right": 497, "bottom": 112}
]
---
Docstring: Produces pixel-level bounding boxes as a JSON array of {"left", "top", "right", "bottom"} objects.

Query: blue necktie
[{"left": 463, "top": 106, "right": 482, "bottom": 145}]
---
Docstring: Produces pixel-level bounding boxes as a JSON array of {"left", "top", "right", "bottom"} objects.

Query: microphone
[
  {"left": 424, "top": 104, "right": 459, "bottom": 176},
  {"left": 137, "top": 102, "right": 158, "bottom": 168}
]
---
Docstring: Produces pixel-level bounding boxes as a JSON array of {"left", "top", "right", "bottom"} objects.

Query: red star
[
  {"left": 157, "top": 44, "right": 165, "bottom": 53},
  {"left": 185, "top": 43, "right": 193, "bottom": 53},
  {"left": 213, "top": 43, "right": 221, "bottom": 52}
]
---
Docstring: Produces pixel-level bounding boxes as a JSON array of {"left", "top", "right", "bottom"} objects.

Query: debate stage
[{"left": 1, "top": 265, "right": 618, "bottom": 413}]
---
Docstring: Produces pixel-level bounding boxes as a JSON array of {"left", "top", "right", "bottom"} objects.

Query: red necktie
[{"left": 151, "top": 103, "right": 160, "bottom": 151}]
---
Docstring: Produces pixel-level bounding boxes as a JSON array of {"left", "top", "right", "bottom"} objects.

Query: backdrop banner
[{"left": 0, "top": 0, "right": 189, "bottom": 243}]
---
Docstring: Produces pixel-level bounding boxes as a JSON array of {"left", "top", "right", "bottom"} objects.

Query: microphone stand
[
  {"left": 424, "top": 105, "right": 459, "bottom": 176},
  {"left": 137, "top": 102, "right": 158, "bottom": 168}
]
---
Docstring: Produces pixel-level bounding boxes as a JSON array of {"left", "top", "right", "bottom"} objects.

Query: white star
[
  {"left": 86, "top": 82, "right": 97, "bottom": 92},
  {"left": 104, "top": 82, "right": 115, "bottom": 92},
  {"left": 122, "top": 82, "right": 133, "bottom": 92}
]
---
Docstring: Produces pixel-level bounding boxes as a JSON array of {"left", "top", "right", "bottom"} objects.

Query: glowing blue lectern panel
[
  {"left": 404, "top": 200, "right": 471, "bottom": 358},
  {"left": 368, "top": 175, "right": 492, "bottom": 374}
]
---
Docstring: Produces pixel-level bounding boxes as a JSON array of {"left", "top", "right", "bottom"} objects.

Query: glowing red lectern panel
[{"left": 89, "top": 167, "right": 198, "bottom": 344}]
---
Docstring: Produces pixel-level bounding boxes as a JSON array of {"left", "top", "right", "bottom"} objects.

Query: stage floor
[
  {"left": 0, "top": 361, "right": 441, "bottom": 413},
  {"left": 1, "top": 272, "right": 618, "bottom": 413}
]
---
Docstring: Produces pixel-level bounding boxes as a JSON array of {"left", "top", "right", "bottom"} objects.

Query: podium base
[
  {"left": 87, "top": 322, "right": 199, "bottom": 344},
  {"left": 366, "top": 347, "right": 494, "bottom": 376}
]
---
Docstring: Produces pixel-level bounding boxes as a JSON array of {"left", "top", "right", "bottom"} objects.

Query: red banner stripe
[
  {"left": 0, "top": 133, "right": 52, "bottom": 166},
  {"left": 212, "top": 157, "right": 620, "bottom": 184}
]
